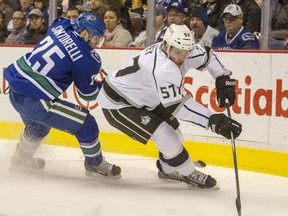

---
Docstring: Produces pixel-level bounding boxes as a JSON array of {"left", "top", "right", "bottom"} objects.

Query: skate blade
[
  {"left": 186, "top": 183, "right": 220, "bottom": 190},
  {"left": 85, "top": 170, "right": 122, "bottom": 179}
]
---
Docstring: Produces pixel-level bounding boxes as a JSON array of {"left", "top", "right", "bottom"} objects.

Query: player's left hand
[
  {"left": 209, "top": 113, "right": 242, "bottom": 139},
  {"left": 215, "top": 75, "right": 236, "bottom": 108}
]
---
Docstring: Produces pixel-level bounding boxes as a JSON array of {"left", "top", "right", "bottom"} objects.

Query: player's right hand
[
  {"left": 215, "top": 75, "right": 236, "bottom": 108},
  {"left": 208, "top": 113, "right": 242, "bottom": 139}
]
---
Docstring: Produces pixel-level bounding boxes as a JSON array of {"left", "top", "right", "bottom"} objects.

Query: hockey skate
[
  {"left": 156, "top": 160, "right": 219, "bottom": 190},
  {"left": 84, "top": 159, "right": 121, "bottom": 179},
  {"left": 10, "top": 143, "right": 45, "bottom": 171}
]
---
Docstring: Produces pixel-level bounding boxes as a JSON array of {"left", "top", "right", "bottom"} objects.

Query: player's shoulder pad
[
  {"left": 90, "top": 49, "right": 101, "bottom": 63},
  {"left": 241, "top": 32, "right": 255, "bottom": 41}
]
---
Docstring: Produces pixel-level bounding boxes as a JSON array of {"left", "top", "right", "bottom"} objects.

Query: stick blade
[
  {"left": 235, "top": 197, "right": 241, "bottom": 216},
  {"left": 194, "top": 160, "right": 206, "bottom": 168}
]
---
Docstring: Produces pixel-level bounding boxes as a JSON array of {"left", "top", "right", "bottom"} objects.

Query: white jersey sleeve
[
  {"left": 173, "top": 95, "right": 213, "bottom": 129},
  {"left": 183, "top": 44, "right": 230, "bottom": 79}
]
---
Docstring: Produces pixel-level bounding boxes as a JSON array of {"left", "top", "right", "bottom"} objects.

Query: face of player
[
  {"left": 190, "top": 17, "right": 206, "bottom": 38},
  {"left": 167, "top": 8, "right": 184, "bottom": 26},
  {"left": 88, "top": 35, "right": 103, "bottom": 48},
  {"left": 104, "top": 10, "right": 119, "bottom": 33},
  {"left": 29, "top": 15, "right": 45, "bottom": 30},
  {"left": 223, "top": 13, "right": 243, "bottom": 37},
  {"left": 168, "top": 46, "right": 190, "bottom": 67}
]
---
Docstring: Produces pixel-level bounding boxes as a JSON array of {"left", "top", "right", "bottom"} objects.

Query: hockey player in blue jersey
[
  {"left": 4, "top": 12, "right": 121, "bottom": 178},
  {"left": 212, "top": 4, "right": 259, "bottom": 50}
]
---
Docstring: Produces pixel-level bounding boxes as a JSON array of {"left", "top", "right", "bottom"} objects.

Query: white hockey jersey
[{"left": 97, "top": 42, "right": 229, "bottom": 128}]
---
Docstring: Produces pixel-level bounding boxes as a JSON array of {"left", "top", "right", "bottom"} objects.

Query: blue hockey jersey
[
  {"left": 4, "top": 18, "right": 102, "bottom": 101},
  {"left": 212, "top": 26, "right": 259, "bottom": 50}
]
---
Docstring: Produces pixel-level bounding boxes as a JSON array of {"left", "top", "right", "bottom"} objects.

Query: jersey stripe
[
  {"left": 107, "top": 109, "right": 149, "bottom": 142},
  {"left": 41, "top": 100, "right": 87, "bottom": 123},
  {"left": 14, "top": 61, "right": 55, "bottom": 100},
  {"left": 77, "top": 87, "right": 99, "bottom": 101},
  {"left": 16, "top": 57, "right": 62, "bottom": 99}
]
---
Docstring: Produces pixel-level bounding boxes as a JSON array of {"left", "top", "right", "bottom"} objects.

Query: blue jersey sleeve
[
  {"left": 72, "top": 49, "right": 102, "bottom": 101},
  {"left": 4, "top": 18, "right": 102, "bottom": 101}
]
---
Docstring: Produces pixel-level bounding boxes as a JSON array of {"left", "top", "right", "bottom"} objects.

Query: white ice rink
[{"left": 0, "top": 140, "right": 287, "bottom": 216}]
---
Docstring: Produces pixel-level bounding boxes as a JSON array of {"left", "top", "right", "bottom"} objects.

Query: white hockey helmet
[{"left": 163, "top": 24, "right": 195, "bottom": 51}]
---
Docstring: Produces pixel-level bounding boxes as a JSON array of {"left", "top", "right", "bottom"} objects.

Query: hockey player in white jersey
[{"left": 97, "top": 24, "right": 242, "bottom": 189}]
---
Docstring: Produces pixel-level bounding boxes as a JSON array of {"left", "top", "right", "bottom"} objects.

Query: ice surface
[{"left": 0, "top": 140, "right": 287, "bottom": 216}]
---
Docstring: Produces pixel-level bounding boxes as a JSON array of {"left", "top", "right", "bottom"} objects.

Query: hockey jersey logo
[
  {"left": 90, "top": 49, "right": 101, "bottom": 63},
  {"left": 241, "top": 32, "right": 255, "bottom": 41},
  {"left": 141, "top": 115, "right": 151, "bottom": 125}
]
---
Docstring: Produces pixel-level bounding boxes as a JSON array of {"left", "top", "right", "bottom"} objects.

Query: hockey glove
[
  {"left": 151, "top": 103, "right": 179, "bottom": 130},
  {"left": 94, "top": 68, "right": 108, "bottom": 83},
  {"left": 216, "top": 75, "right": 236, "bottom": 108},
  {"left": 209, "top": 114, "right": 242, "bottom": 139}
]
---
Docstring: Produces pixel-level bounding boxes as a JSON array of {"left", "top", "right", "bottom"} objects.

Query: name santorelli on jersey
[{"left": 52, "top": 25, "right": 83, "bottom": 62}]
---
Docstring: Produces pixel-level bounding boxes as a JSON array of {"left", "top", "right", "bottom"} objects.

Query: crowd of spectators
[{"left": 0, "top": 0, "right": 287, "bottom": 49}]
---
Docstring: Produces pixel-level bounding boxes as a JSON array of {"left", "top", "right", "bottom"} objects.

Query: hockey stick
[{"left": 225, "top": 99, "right": 241, "bottom": 216}]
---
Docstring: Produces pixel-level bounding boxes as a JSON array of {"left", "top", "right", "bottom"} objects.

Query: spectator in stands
[
  {"left": 68, "top": 0, "right": 82, "bottom": 8},
  {"left": 212, "top": 4, "right": 259, "bottom": 49},
  {"left": 269, "top": 0, "right": 288, "bottom": 49},
  {"left": 201, "top": 0, "right": 229, "bottom": 30},
  {"left": 24, "top": 8, "right": 47, "bottom": 44},
  {"left": 255, "top": 0, "right": 262, "bottom": 8},
  {"left": 66, "top": 6, "right": 80, "bottom": 21},
  {"left": 34, "top": 0, "right": 49, "bottom": 23},
  {"left": 129, "top": 0, "right": 147, "bottom": 16},
  {"left": 284, "top": 38, "right": 288, "bottom": 47},
  {"left": 7, "top": 0, "right": 34, "bottom": 31},
  {"left": 9, "top": 0, "right": 21, "bottom": 11},
  {"left": 230, "top": 0, "right": 262, "bottom": 33},
  {"left": 0, "top": 0, "right": 13, "bottom": 25},
  {"left": 0, "top": 11, "right": 8, "bottom": 43},
  {"left": 89, "top": 0, "right": 108, "bottom": 21},
  {"left": 102, "top": 6, "right": 132, "bottom": 47},
  {"left": 189, "top": 6, "right": 219, "bottom": 47},
  {"left": 57, "top": 0, "right": 65, "bottom": 17},
  {"left": 5, "top": 10, "right": 27, "bottom": 44},
  {"left": 104, "top": 0, "right": 131, "bottom": 32},
  {"left": 166, "top": 1, "right": 186, "bottom": 26},
  {"left": 272, "top": 0, "right": 288, "bottom": 30},
  {"left": 129, "top": 4, "right": 167, "bottom": 47}
]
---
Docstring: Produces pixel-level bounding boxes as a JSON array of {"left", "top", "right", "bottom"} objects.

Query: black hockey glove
[
  {"left": 151, "top": 103, "right": 179, "bottom": 130},
  {"left": 216, "top": 75, "right": 236, "bottom": 108},
  {"left": 209, "top": 114, "right": 242, "bottom": 139}
]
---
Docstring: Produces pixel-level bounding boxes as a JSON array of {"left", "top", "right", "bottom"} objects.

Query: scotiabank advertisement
[{"left": 0, "top": 46, "right": 287, "bottom": 152}]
